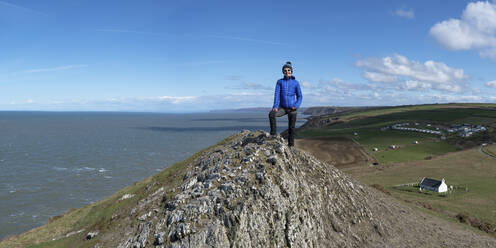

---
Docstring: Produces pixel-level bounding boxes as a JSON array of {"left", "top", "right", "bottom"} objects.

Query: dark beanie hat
[{"left": 282, "top": 61, "right": 293, "bottom": 71}]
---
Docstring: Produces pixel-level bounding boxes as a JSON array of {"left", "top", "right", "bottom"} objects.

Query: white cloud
[
  {"left": 362, "top": 71, "right": 397, "bottom": 83},
  {"left": 25, "top": 65, "right": 88, "bottom": 73},
  {"left": 430, "top": 1, "right": 496, "bottom": 60},
  {"left": 427, "top": 94, "right": 482, "bottom": 102},
  {"left": 296, "top": 78, "right": 399, "bottom": 106},
  {"left": 319, "top": 78, "right": 378, "bottom": 94},
  {"left": 480, "top": 48, "right": 496, "bottom": 60},
  {"left": 401, "top": 80, "right": 432, "bottom": 91},
  {"left": 224, "top": 76, "right": 272, "bottom": 91},
  {"left": 156, "top": 96, "right": 197, "bottom": 104},
  {"left": 485, "top": 80, "right": 496, "bottom": 88},
  {"left": 394, "top": 8, "right": 415, "bottom": 19},
  {"left": 88, "top": 93, "right": 274, "bottom": 111},
  {"left": 356, "top": 54, "right": 469, "bottom": 92},
  {"left": 301, "top": 81, "right": 315, "bottom": 89},
  {"left": 225, "top": 82, "right": 272, "bottom": 91}
]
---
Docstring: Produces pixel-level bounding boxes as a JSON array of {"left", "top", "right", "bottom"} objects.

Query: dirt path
[
  {"left": 480, "top": 144, "right": 496, "bottom": 160},
  {"left": 296, "top": 137, "right": 374, "bottom": 169}
]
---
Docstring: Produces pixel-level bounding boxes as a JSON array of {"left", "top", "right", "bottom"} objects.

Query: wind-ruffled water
[{"left": 0, "top": 111, "right": 305, "bottom": 240}]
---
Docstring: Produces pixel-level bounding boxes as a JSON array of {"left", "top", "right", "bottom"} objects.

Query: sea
[{"left": 0, "top": 111, "right": 306, "bottom": 240}]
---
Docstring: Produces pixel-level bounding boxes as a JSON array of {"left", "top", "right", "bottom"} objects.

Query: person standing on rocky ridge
[{"left": 269, "top": 61, "right": 303, "bottom": 147}]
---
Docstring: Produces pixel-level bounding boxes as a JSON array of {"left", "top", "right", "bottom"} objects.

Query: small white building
[
  {"left": 389, "top": 145, "right": 396, "bottom": 149},
  {"left": 419, "top": 177, "right": 448, "bottom": 193},
  {"left": 413, "top": 140, "right": 419, "bottom": 144},
  {"left": 372, "top": 147, "right": 379, "bottom": 151}
]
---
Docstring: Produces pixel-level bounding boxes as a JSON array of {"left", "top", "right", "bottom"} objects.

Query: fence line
[{"left": 393, "top": 182, "right": 418, "bottom": 187}]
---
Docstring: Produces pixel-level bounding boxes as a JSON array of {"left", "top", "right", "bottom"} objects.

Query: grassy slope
[
  {"left": 297, "top": 103, "right": 496, "bottom": 232},
  {"left": 348, "top": 146, "right": 496, "bottom": 227},
  {"left": 331, "top": 103, "right": 496, "bottom": 123},
  {"left": 0, "top": 136, "right": 235, "bottom": 248}
]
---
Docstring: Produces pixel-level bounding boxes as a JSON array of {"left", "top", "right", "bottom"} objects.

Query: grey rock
[
  {"left": 255, "top": 172, "right": 264, "bottom": 184},
  {"left": 183, "top": 171, "right": 193, "bottom": 180},
  {"left": 119, "top": 194, "right": 135, "bottom": 201},
  {"left": 154, "top": 231, "right": 166, "bottom": 245},
  {"left": 183, "top": 178, "right": 198, "bottom": 190},
  {"left": 207, "top": 173, "right": 220, "bottom": 181},
  {"left": 203, "top": 181, "right": 213, "bottom": 189},
  {"left": 86, "top": 231, "right": 99, "bottom": 240},
  {"left": 138, "top": 211, "right": 152, "bottom": 221},
  {"left": 219, "top": 182, "right": 234, "bottom": 193},
  {"left": 266, "top": 155, "right": 278, "bottom": 165}
]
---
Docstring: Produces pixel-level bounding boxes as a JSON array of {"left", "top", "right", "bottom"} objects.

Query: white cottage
[{"left": 419, "top": 177, "right": 448, "bottom": 193}]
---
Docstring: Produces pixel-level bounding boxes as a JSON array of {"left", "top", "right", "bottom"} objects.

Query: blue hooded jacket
[{"left": 272, "top": 75, "right": 303, "bottom": 109}]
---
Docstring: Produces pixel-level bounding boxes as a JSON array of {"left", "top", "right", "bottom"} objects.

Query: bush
[{"left": 456, "top": 212, "right": 496, "bottom": 235}]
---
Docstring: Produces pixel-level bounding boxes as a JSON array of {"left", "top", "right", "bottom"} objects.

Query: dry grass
[
  {"left": 347, "top": 145, "right": 496, "bottom": 229},
  {"left": 295, "top": 137, "right": 373, "bottom": 168}
]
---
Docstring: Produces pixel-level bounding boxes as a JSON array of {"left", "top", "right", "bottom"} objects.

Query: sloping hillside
[{"left": 2, "top": 131, "right": 495, "bottom": 247}]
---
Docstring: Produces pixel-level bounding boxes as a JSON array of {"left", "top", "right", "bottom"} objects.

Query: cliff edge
[{"left": 2, "top": 130, "right": 495, "bottom": 247}]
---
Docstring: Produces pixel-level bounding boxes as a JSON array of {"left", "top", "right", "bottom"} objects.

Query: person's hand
[
  {"left": 273, "top": 108, "right": 278, "bottom": 112},
  {"left": 291, "top": 107, "right": 296, "bottom": 111}
]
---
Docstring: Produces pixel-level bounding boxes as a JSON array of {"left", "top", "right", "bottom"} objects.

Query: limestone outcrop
[{"left": 112, "top": 130, "right": 496, "bottom": 248}]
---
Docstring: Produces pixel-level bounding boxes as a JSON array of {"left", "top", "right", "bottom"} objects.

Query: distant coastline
[{"left": 210, "top": 106, "right": 381, "bottom": 117}]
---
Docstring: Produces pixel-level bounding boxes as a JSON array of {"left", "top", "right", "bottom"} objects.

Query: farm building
[
  {"left": 372, "top": 147, "right": 378, "bottom": 151},
  {"left": 389, "top": 145, "right": 396, "bottom": 149},
  {"left": 419, "top": 177, "right": 448, "bottom": 193}
]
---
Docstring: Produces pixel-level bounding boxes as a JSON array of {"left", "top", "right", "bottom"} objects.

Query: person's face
[{"left": 283, "top": 68, "right": 292, "bottom": 78}]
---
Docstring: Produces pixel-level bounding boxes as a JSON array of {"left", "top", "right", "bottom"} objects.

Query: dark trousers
[{"left": 269, "top": 108, "right": 297, "bottom": 146}]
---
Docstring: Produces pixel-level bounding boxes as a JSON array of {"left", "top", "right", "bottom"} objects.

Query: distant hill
[{"left": 210, "top": 106, "right": 388, "bottom": 117}]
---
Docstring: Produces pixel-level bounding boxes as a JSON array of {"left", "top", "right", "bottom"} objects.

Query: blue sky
[{"left": 1, "top": 0, "right": 496, "bottom": 112}]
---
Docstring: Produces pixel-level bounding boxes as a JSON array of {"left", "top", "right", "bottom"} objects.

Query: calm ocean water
[{"left": 0, "top": 111, "right": 306, "bottom": 240}]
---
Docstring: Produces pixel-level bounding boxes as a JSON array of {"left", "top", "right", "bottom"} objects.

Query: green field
[
  {"left": 350, "top": 146, "right": 496, "bottom": 229},
  {"left": 298, "top": 105, "right": 496, "bottom": 163},
  {"left": 324, "top": 103, "right": 496, "bottom": 124},
  {"left": 298, "top": 127, "right": 456, "bottom": 164}
]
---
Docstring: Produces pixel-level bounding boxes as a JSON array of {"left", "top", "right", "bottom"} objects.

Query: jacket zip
[{"left": 286, "top": 78, "right": 289, "bottom": 108}]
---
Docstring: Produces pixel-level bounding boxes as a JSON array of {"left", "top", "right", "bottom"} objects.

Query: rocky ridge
[{"left": 107, "top": 130, "right": 495, "bottom": 248}]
